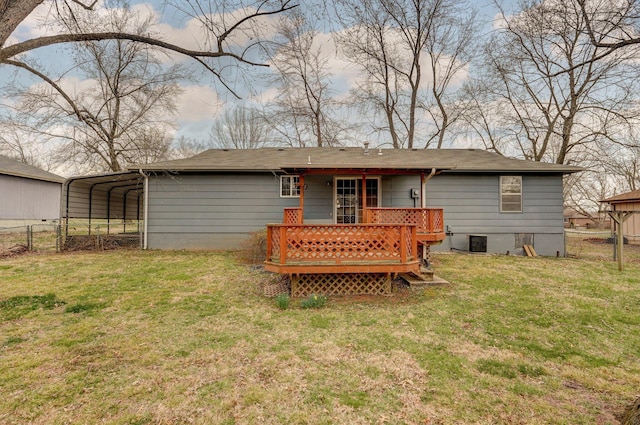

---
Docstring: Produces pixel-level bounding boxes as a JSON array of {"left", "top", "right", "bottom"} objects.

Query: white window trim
[
  {"left": 500, "top": 175, "right": 523, "bottom": 213},
  {"left": 280, "top": 175, "right": 300, "bottom": 198}
]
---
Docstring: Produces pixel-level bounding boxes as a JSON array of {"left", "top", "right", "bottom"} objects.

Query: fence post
[
  {"left": 27, "top": 225, "right": 32, "bottom": 251},
  {"left": 96, "top": 226, "right": 101, "bottom": 250},
  {"left": 56, "top": 224, "right": 61, "bottom": 252}
]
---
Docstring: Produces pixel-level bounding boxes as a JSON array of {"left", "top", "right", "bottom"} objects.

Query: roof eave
[{"left": 1, "top": 171, "right": 65, "bottom": 184}]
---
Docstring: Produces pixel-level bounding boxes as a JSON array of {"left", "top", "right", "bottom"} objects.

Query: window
[
  {"left": 280, "top": 175, "right": 300, "bottom": 197},
  {"left": 500, "top": 176, "right": 522, "bottom": 212}
]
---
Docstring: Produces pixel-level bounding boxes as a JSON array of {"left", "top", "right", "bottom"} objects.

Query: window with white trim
[
  {"left": 280, "top": 175, "right": 300, "bottom": 197},
  {"left": 500, "top": 176, "right": 522, "bottom": 212}
]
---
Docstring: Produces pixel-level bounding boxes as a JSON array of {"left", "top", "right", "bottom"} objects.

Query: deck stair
[{"left": 399, "top": 268, "right": 449, "bottom": 289}]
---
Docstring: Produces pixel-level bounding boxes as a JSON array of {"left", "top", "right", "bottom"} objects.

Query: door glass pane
[
  {"left": 336, "top": 179, "right": 357, "bottom": 223},
  {"left": 366, "top": 179, "right": 379, "bottom": 207}
]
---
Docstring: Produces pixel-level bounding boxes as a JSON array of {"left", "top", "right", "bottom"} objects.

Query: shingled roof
[
  {"left": 601, "top": 189, "right": 640, "bottom": 204},
  {"left": 135, "top": 147, "right": 582, "bottom": 174},
  {"left": 0, "top": 155, "right": 65, "bottom": 183}
]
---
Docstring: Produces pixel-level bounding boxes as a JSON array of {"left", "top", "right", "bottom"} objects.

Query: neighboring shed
[
  {"left": 601, "top": 189, "right": 640, "bottom": 244},
  {"left": 0, "top": 155, "right": 64, "bottom": 226}
]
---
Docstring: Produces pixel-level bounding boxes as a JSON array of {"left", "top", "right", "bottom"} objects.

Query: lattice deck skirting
[{"left": 291, "top": 273, "right": 392, "bottom": 297}]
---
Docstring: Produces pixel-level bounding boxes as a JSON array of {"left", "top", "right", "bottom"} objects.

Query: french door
[{"left": 335, "top": 177, "right": 380, "bottom": 224}]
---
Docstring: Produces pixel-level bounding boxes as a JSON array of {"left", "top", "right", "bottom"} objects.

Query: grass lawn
[{"left": 1, "top": 237, "right": 639, "bottom": 424}]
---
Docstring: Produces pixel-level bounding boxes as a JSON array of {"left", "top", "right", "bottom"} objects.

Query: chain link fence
[
  {"left": 1, "top": 223, "right": 62, "bottom": 256},
  {"left": 1, "top": 219, "right": 143, "bottom": 256},
  {"left": 62, "top": 218, "right": 143, "bottom": 251}
]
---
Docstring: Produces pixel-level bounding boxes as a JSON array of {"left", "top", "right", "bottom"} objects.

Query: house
[
  {"left": 63, "top": 147, "right": 580, "bottom": 294},
  {"left": 563, "top": 207, "right": 610, "bottom": 229},
  {"left": 0, "top": 155, "right": 65, "bottom": 227},
  {"left": 601, "top": 189, "right": 640, "bottom": 245},
  {"left": 63, "top": 147, "right": 580, "bottom": 256}
]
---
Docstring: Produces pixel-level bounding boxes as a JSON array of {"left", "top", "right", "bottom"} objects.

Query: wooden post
[
  {"left": 279, "top": 226, "right": 287, "bottom": 265},
  {"left": 411, "top": 225, "right": 418, "bottom": 260},
  {"left": 420, "top": 172, "right": 425, "bottom": 208},
  {"left": 400, "top": 225, "right": 407, "bottom": 263},
  {"left": 362, "top": 174, "right": 367, "bottom": 224},
  {"left": 299, "top": 174, "right": 305, "bottom": 223},
  {"left": 266, "top": 226, "right": 272, "bottom": 260},
  {"left": 608, "top": 211, "right": 634, "bottom": 271},
  {"left": 420, "top": 173, "right": 426, "bottom": 262}
]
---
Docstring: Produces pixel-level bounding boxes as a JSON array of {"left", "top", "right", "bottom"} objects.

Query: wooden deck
[
  {"left": 265, "top": 207, "right": 445, "bottom": 276},
  {"left": 264, "top": 223, "right": 420, "bottom": 274},
  {"left": 365, "top": 208, "right": 445, "bottom": 243}
]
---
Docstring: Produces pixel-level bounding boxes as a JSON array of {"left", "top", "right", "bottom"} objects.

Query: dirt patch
[
  {"left": 620, "top": 397, "right": 640, "bottom": 425},
  {"left": 0, "top": 244, "right": 28, "bottom": 259}
]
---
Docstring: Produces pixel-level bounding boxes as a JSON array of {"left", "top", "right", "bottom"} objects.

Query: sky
[{"left": 1, "top": 0, "right": 519, "bottom": 168}]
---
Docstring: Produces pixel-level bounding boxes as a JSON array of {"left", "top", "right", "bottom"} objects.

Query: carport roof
[
  {"left": 64, "top": 171, "right": 143, "bottom": 188},
  {"left": 63, "top": 171, "right": 144, "bottom": 220}
]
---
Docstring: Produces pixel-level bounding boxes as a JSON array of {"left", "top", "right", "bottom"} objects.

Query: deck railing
[
  {"left": 283, "top": 207, "right": 303, "bottom": 224},
  {"left": 266, "top": 224, "right": 418, "bottom": 266},
  {"left": 365, "top": 208, "right": 444, "bottom": 235}
]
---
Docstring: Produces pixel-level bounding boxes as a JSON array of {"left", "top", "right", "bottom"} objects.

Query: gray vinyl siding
[
  {"left": 145, "top": 172, "right": 566, "bottom": 255},
  {"left": 0, "top": 174, "right": 61, "bottom": 221},
  {"left": 302, "top": 175, "right": 333, "bottom": 222},
  {"left": 383, "top": 175, "right": 423, "bottom": 207},
  {"left": 426, "top": 173, "right": 565, "bottom": 256},
  {"left": 300, "top": 175, "right": 422, "bottom": 222},
  {"left": 147, "top": 173, "right": 299, "bottom": 249}
]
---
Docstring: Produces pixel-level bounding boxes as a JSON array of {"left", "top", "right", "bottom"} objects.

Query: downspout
[
  {"left": 421, "top": 168, "right": 437, "bottom": 265},
  {"left": 139, "top": 169, "right": 149, "bottom": 249},
  {"left": 421, "top": 168, "right": 436, "bottom": 208}
]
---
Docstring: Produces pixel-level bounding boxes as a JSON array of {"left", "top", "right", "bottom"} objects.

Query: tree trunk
[{"left": 0, "top": 0, "right": 41, "bottom": 49}]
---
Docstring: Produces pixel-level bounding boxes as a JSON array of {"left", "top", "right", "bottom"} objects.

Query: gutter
[{"left": 139, "top": 169, "right": 149, "bottom": 250}]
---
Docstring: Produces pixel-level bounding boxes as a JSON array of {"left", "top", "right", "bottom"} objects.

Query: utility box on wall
[{"left": 469, "top": 235, "right": 488, "bottom": 253}]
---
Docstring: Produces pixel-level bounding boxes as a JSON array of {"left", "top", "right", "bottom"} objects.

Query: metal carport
[{"left": 62, "top": 171, "right": 147, "bottom": 249}]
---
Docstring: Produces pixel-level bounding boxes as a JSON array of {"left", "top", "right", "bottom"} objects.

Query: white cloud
[{"left": 175, "top": 85, "right": 222, "bottom": 122}]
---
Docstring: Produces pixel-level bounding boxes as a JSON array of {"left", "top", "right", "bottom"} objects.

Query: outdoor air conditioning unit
[{"left": 469, "top": 235, "right": 488, "bottom": 253}]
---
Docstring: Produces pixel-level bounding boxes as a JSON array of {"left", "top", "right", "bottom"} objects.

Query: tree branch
[
  {"left": 1, "top": 32, "right": 268, "bottom": 65},
  {"left": 3, "top": 58, "right": 88, "bottom": 123}
]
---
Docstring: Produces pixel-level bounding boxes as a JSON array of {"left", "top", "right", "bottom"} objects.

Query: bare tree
[
  {"left": 210, "top": 106, "right": 269, "bottom": 149},
  {"left": 464, "top": 0, "right": 640, "bottom": 165},
  {"left": 10, "top": 2, "right": 184, "bottom": 173},
  {"left": 263, "top": 7, "right": 344, "bottom": 147},
  {"left": 421, "top": 5, "right": 478, "bottom": 148},
  {"left": 576, "top": 0, "right": 640, "bottom": 66},
  {"left": 334, "top": 0, "right": 477, "bottom": 149},
  {"left": 1, "top": 0, "right": 297, "bottom": 99},
  {"left": 171, "top": 136, "right": 211, "bottom": 159},
  {"left": 0, "top": 116, "right": 51, "bottom": 169}
]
